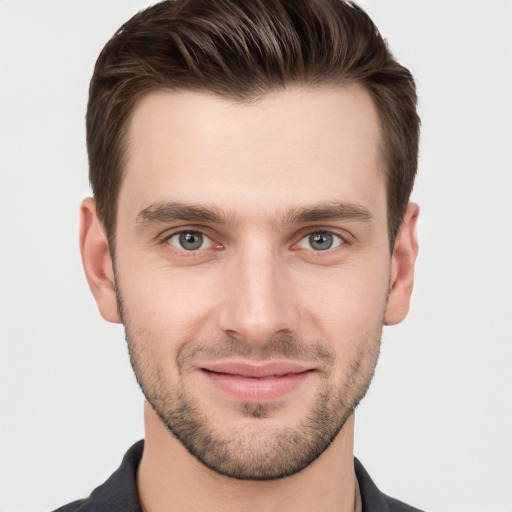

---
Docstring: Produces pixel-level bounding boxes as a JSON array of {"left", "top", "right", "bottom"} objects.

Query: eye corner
[
  {"left": 295, "top": 230, "right": 345, "bottom": 252},
  {"left": 163, "top": 229, "right": 220, "bottom": 253}
]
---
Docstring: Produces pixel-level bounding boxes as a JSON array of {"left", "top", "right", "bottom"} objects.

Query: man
[{"left": 57, "top": 0, "right": 422, "bottom": 510}]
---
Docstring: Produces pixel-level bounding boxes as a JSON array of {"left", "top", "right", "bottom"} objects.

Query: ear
[
  {"left": 79, "top": 197, "right": 121, "bottom": 323},
  {"left": 384, "top": 203, "right": 420, "bottom": 326}
]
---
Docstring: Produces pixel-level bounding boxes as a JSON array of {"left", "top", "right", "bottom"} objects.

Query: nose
[{"left": 217, "top": 244, "right": 300, "bottom": 346}]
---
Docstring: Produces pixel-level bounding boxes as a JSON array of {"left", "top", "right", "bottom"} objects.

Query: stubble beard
[
  {"left": 122, "top": 319, "right": 382, "bottom": 481},
  {"left": 114, "top": 262, "right": 383, "bottom": 481}
]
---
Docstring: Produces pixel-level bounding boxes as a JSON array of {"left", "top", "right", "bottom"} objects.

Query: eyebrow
[
  {"left": 283, "top": 202, "right": 372, "bottom": 225},
  {"left": 136, "top": 201, "right": 231, "bottom": 226},
  {"left": 135, "top": 200, "right": 373, "bottom": 228}
]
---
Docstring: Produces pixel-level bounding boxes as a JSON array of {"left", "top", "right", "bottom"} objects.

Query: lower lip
[{"left": 201, "top": 369, "right": 312, "bottom": 402}]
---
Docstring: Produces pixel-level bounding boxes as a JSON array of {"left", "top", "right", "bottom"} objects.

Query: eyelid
[
  {"left": 157, "top": 225, "right": 352, "bottom": 253},
  {"left": 160, "top": 226, "right": 223, "bottom": 253},
  {"left": 159, "top": 225, "right": 214, "bottom": 242},
  {"left": 292, "top": 225, "right": 352, "bottom": 245},
  {"left": 295, "top": 230, "right": 345, "bottom": 250},
  {"left": 168, "top": 231, "right": 215, "bottom": 250}
]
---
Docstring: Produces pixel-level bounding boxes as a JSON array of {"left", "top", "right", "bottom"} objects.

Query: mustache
[{"left": 176, "top": 332, "right": 335, "bottom": 368}]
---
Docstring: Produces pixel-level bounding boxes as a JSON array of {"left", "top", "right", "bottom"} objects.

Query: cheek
[
  {"left": 292, "top": 258, "right": 390, "bottom": 331},
  {"left": 117, "top": 260, "right": 221, "bottom": 338},
  {"left": 115, "top": 233, "right": 391, "bottom": 347},
  {"left": 120, "top": 272, "right": 219, "bottom": 378}
]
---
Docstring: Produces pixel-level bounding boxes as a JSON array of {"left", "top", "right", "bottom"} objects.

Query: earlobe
[
  {"left": 80, "top": 198, "right": 121, "bottom": 324},
  {"left": 384, "top": 203, "right": 420, "bottom": 326}
]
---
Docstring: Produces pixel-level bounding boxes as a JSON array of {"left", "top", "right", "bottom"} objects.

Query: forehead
[{"left": 120, "top": 85, "right": 386, "bottom": 224}]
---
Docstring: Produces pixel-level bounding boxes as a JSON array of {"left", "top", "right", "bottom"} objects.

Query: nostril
[{"left": 224, "top": 330, "right": 246, "bottom": 343}]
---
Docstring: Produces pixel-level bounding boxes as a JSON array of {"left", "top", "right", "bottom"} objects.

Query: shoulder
[
  {"left": 50, "top": 441, "right": 144, "bottom": 512},
  {"left": 354, "top": 457, "right": 426, "bottom": 512},
  {"left": 382, "top": 494, "right": 426, "bottom": 512},
  {"left": 52, "top": 500, "right": 89, "bottom": 512}
]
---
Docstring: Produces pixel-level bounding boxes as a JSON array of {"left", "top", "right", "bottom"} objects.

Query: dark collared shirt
[{"left": 53, "top": 441, "right": 425, "bottom": 512}]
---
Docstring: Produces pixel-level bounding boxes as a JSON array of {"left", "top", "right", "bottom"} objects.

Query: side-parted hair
[{"left": 87, "top": 0, "right": 420, "bottom": 249}]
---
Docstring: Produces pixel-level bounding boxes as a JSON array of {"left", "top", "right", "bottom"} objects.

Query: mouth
[{"left": 198, "top": 361, "right": 315, "bottom": 402}]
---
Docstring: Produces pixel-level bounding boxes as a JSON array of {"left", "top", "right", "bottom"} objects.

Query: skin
[{"left": 80, "top": 85, "right": 419, "bottom": 512}]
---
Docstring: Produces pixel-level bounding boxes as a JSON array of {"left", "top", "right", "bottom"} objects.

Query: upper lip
[{"left": 200, "top": 361, "right": 312, "bottom": 378}]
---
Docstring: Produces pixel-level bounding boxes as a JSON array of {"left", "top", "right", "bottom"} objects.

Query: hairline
[{"left": 104, "top": 80, "right": 396, "bottom": 254}]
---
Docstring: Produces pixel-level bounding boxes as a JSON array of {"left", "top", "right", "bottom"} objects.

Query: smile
[{"left": 198, "top": 361, "right": 314, "bottom": 402}]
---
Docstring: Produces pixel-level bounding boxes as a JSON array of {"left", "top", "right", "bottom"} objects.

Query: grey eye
[
  {"left": 296, "top": 231, "right": 343, "bottom": 251},
  {"left": 167, "top": 231, "right": 213, "bottom": 251},
  {"left": 309, "top": 232, "right": 334, "bottom": 250},
  {"left": 179, "top": 232, "right": 203, "bottom": 250}
]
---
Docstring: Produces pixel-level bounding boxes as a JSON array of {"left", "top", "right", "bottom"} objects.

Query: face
[{"left": 83, "top": 85, "right": 415, "bottom": 480}]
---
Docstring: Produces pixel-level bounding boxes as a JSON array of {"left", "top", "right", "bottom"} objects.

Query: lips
[{"left": 199, "top": 361, "right": 313, "bottom": 402}]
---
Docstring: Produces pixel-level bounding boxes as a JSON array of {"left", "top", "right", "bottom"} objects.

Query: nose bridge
[{"left": 218, "top": 239, "right": 298, "bottom": 344}]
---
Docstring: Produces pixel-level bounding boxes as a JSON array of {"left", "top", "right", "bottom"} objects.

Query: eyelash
[
  {"left": 294, "top": 231, "right": 345, "bottom": 251},
  {"left": 161, "top": 229, "right": 221, "bottom": 255},
  {"left": 159, "top": 228, "right": 349, "bottom": 256}
]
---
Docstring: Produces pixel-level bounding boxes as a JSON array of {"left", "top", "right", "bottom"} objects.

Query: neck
[{"left": 137, "top": 402, "right": 357, "bottom": 512}]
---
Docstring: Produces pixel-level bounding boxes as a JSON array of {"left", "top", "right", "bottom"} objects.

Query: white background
[{"left": 1, "top": 1, "right": 511, "bottom": 511}]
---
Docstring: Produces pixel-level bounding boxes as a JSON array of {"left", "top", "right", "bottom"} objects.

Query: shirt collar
[{"left": 78, "top": 440, "right": 398, "bottom": 512}]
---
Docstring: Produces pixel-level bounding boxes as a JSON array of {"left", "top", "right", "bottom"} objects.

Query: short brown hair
[{"left": 87, "top": 0, "right": 419, "bottom": 248}]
